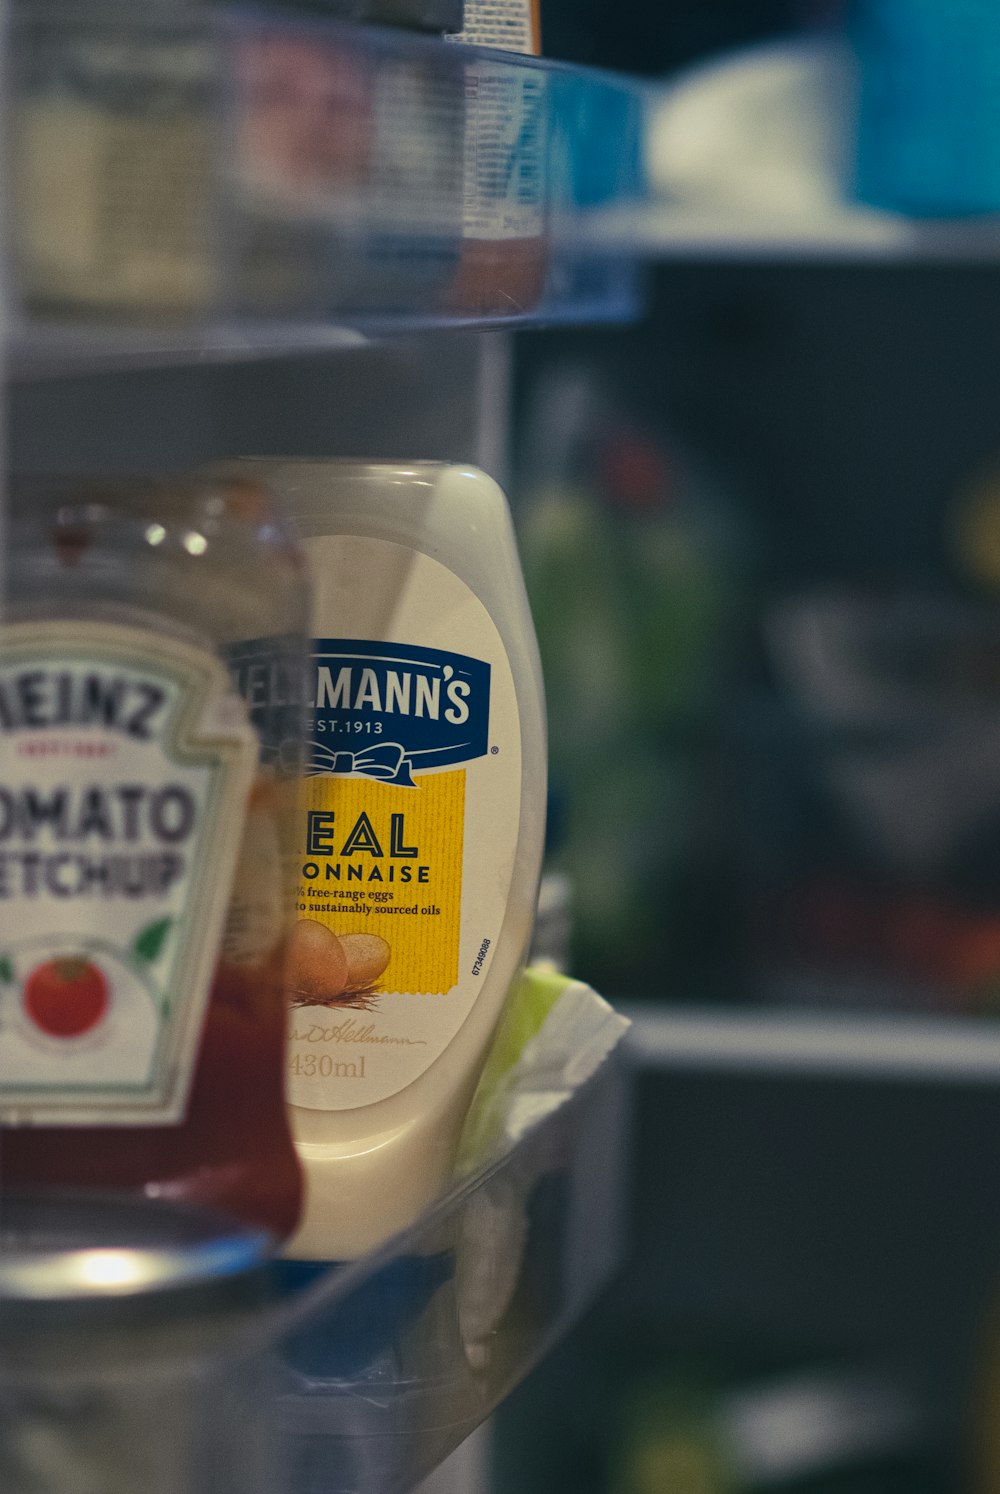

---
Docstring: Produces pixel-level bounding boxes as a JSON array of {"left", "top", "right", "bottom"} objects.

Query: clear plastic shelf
[
  {"left": 7, "top": 6, "right": 648, "bottom": 375},
  {"left": 254, "top": 1046, "right": 627, "bottom": 1494}
]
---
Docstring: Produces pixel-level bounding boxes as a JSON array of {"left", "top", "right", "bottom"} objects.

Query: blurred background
[{"left": 491, "top": 3, "right": 1000, "bottom": 1492}]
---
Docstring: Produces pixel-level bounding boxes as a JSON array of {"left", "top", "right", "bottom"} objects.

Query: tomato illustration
[{"left": 23, "top": 957, "right": 109, "bottom": 1038}]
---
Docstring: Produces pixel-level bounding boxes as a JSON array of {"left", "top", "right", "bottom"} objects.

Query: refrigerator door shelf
[
  {"left": 8, "top": 5, "right": 647, "bottom": 374},
  {"left": 267, "top": 1046, "right": 628, "bottom": 1494}
]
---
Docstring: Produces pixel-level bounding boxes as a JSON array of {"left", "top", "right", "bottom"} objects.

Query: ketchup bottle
[{"left": 0, "top": 476, "right": 306, "bottom": 1240}]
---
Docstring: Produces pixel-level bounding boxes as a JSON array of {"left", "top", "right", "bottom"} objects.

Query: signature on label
[{"left": 290, "top": 1016, "right": 427, "bottom": 1047}]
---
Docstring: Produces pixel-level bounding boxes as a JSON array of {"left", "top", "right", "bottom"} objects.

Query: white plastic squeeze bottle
[{"left": 247, "top": 461, "right": 546, "bottom": 1260}]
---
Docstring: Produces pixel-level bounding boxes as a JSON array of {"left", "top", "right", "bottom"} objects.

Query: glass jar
[
  {"left": 0, "top": 476, "right": 308, "bottom": 1240},
  {"left": 0, "top": 1192, "right": 279, "bottom": 1494}
]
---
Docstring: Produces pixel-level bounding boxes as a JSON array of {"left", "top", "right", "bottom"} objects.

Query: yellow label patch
[{"left": 297, "top": 770, "right": 465, "bottom": 996}]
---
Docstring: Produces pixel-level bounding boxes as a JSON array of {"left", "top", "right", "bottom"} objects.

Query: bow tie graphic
[{"left": 310, "top": 741, "right": 416, "bottom": 787}]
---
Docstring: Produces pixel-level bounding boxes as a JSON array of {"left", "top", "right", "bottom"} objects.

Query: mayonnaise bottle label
[
  {"left": 288, "top": 536, "right": 521, "bottom": 1111},
  {"left": 0, "top": 621, "right": 258, "bottom": 1126}
]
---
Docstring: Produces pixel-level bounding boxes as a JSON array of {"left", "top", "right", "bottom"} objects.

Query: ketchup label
[
  {"left": 0, "top": 621, "right": 258, "bottom": 1126},
  {"left": 286, "top": 536, "right": 522, "bottom": 1111}
]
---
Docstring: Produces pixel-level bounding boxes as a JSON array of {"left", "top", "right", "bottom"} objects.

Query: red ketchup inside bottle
[
  {"left": 1, "top": 782, "right": 302, "bottom": 1239},
  {"left": 2, "top": 958, "right": 299, "bottom": 1240}
]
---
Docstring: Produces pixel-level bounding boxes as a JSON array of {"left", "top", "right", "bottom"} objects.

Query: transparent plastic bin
[
  {"left": 8, "top": 4, "right": 647, "bottom": 369},
  {"left": 266, "top": 1044, "right": 628, "bottom": 1494}
]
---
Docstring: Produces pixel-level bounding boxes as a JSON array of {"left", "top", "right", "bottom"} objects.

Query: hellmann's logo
[{"left": 308, "top": 638, "right": 490, "bottom": 782}]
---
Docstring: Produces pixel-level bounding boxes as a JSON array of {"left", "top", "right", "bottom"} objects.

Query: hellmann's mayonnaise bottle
[{"left": 242, "top": 460, "right": 547, "bottom": 1260}]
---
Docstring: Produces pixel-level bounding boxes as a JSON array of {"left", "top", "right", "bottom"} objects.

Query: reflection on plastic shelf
[{"left": 9, "top": 5, "right": 646, "bottom": 359}]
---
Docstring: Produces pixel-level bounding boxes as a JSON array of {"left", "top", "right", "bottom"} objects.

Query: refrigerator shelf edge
[{"left": 623, "top": 1003, "right": 1000, "bottom": 1082}]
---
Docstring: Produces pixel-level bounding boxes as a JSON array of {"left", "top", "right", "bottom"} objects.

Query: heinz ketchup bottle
[{"left": 0, "top": 476, "right": 306, "bottom": 1240}]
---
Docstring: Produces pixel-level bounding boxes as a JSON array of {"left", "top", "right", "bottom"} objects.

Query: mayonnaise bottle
[{"left": 247, "top": 461, "right": 546, "bottom": 1260}]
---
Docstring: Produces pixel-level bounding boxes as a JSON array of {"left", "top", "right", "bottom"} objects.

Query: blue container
[{"left": 853, "top": 0, "right": 1000, "bottom": 216}]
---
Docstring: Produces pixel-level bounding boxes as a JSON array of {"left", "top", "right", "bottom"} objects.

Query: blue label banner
[{"left": 308, "top": 639, "right": 491, "bottom": 779}]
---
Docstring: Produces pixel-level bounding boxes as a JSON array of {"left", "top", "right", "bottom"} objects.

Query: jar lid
[{"left": 0, "top": 1193, "right": 273, "bottom": 1304}]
